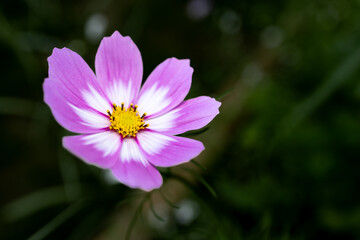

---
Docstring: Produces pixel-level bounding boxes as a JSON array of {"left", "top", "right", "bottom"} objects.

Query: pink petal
[
  {"left": 63, "top": 131, "right": 121, "bottom": 169},
  {"left": 111, "top": 160, "right": 162, "bottom": 191},
  {"left": 137, "top": 131, "right": 204, "bottom": 167},
  {"left": 95, "top": 31, "right": 143, "bottom": 106},
  {"left": 109, "top": 137, "right": 162, "bottom": 191},
  {"left": 44, "top": 48, "right": 110, "bottom": 133},
  {"left": 136, "top": 58, "right": 193, "bottom": 117},
  {"left": 146, "top": 96, "right": 221, "bottom": 135},
  {"left": 119, "top": 137, "right": 148, "bottom": 165}
]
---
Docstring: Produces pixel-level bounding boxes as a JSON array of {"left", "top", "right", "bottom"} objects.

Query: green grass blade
[
  {"left": 191, "top": 159, "right": 207, "bottom": 170},
  {"left": 280, "top": 45, "right": 360, "bottom": 136},
  {"left": 2, "top": 186, "right": 68, "bottom": 222},
  {"left": 28, "top": 201, "right": 85, "bottom": 240},
  {"left": 182, "top": 168, "right": 217, "bottom": 198},
  {"left": 125, "top": 193, "right": 150, "bottom": 240},
  {"left": 180, "top": 127, "right": 210, "bottom": 137},
  {"left": 216, "top": 88, "right": 234, "bottom": 101},
  {"left": 159, "top": 189, "right": 179, "bottom": 209},
  {"left": 149, "top": 196, "right": 165, "bottom": 222}
]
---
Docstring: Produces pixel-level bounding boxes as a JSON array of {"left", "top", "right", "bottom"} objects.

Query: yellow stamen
[{"left": 107, "top": 102, "right": 148, "bottom": 138}]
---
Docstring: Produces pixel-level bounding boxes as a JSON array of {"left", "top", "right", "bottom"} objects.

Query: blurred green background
[{"left": 1, "top": 0, "right": 360, "bottom": 239}]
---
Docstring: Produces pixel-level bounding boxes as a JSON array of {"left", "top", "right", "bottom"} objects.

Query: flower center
[{"left": 107, "top": 103, "right": 148, "bottom": 138}]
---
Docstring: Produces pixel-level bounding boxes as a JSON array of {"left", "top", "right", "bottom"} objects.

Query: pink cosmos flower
[{"left": 43, "top": 31, "right": 221, "bottom": 191}]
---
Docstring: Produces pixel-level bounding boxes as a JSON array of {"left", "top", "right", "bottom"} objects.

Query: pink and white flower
[{"left": 43, "top": 31, "right": 221, "bottom": 191}]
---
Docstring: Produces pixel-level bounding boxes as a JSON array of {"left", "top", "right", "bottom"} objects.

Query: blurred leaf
[
  {"left": 217, "top": 88, "right": 234, "bottom": 101},
  {"left": 181, "top": 167, "right": 217, "bottom": 198},
  {"left": 1, "top": 186, "right": 69, "bottom": 222},
  {"left": 125, "top": 193, "right": 150, "bottom": 240},
  {"left": 159, "top": 189, "right": 179, "bottom": 209},
  {"left": 319, "top": 207, "right": 360, "bottom": 233},
  {"left": 191, "top": 159, "right": 207, "bottom": 170},
  {"left": 149, "top": 196, "right": 165, "bottom": 222},
  {"left": 0, "top": 97, "right": 36, "bottom": 117},
  {"left": 215, "top": 177, "right": 284, "bottom": 211},
  {"left": 180, "top": 127, "right": 210, "bottom": 137},
  {"left": 157, "top": 166, "right": 170, "bottom": 174},
  {"left": 28, "top": 200, "right": 85, "bottom": 240},
  {"left": 0, "top": 9, "right": 37, "bottom": 75},
  {"left": 280, "top": 45, "right": 360, "bottom": 136},
  {"left": 58, "top": 148, "right": 81, "bottom": 201},
  {"left": 67, "top": 204, "right": 114, "bottom": 240},
  {"left": 166, "top": 173, "right": 197, "bottom": 194}
]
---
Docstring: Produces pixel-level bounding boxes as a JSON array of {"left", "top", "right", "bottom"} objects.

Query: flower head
[{"left": 43, "top": 31, "right": 221, "bottom": 191}]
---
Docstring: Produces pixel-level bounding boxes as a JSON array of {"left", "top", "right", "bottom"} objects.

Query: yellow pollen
[{"left": 108, "top": 103, "right": 148, "bottom": 138}]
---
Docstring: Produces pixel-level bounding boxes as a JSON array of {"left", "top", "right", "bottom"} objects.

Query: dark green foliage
[{"left": 1, "top": 0, "right": 360, "bottom": 239}]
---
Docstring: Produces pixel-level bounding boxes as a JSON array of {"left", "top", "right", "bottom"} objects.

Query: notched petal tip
[
  {"left": 168, "top": 57, "right": 192, "bottom": 67},
  {"left": 201, "top": 96, "right": 222, "bottom": 115},
  {"left": 47, "top": 47, "right": 81, "bottom": 69},
  {"left": 210, "top": 97, "right": 222, "bottom": 114},
  {"left": 111, "top": 30, "right": 122, "bottom": 37},
  {"left": 48, "top": 47, "right": 69, "bottom": 60},
  {"left": 47, "top": 48, "right": 59, "bottom": 63},
  {"left": 196, "top": 96, "right": 222, "bottom": 114},
  {"left": 103, "top": 30, "right": 134, "bottom": 43},
  {"left": 161, "top": 57, "right": 194, "bottom": 78},
  {"left": 175, "top": 58, "right": 194, "bottom": 74}
]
